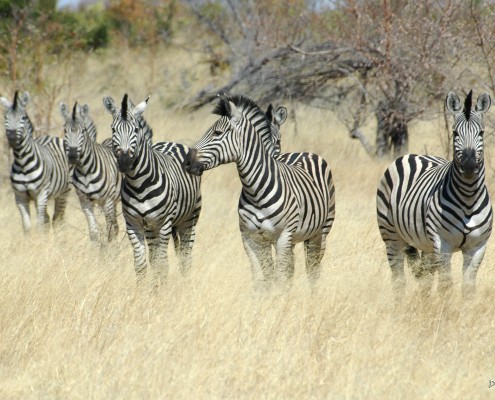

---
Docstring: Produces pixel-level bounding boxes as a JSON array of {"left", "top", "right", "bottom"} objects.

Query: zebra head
[
  {"left": 266, "top": 104, "right": 287, "bottom": 156},
  {"left": 60, "top": 101, "right": 87, "bottom": 165},
  {"left": 446, "top": 90, "right": 491, "bottom": 180},
  {"left": 185, "top": 93, "right": 273, "bottom": 176},
  {"left": 103, "top": 93, "right": 149, "bottom": 173},
  {"left": 0, "top": 91, "right": 32, "bottom": 149}
]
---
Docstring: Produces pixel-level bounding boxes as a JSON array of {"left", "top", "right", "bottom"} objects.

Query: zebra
[
  {"left": 184, "top": 94, "right": 335, "bottom": 292},
  {"left": 103, "top": 94, "right": 202, "bottom": 283},
  {"left": 0, "top": 91, "right": 71, "bottom": 232},
  {"left": 60, "top": 101, "right": 122, "bottom": 242},
  {"left": 376, "top": 90, "right": 492, "bottom": 299}
]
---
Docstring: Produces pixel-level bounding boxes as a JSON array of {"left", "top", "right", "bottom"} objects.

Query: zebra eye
[
  {"left": 134, "top": 127, "right": 139, "bottom": 133},
  {"left": 212, "top": 130, "right": 223, "bottom": 137},
  {"left": 479, "top": 130, "right": 484, "bottom": 137}
]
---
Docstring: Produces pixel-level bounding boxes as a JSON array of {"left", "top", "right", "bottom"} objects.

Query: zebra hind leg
[
  {"left": 382, "top": 238, "right": 408, "bottom": 303},
  {"left": 274, "top": 232, "right": 295, "bottom": 291},
  {"left": 304, "top": 233, "right": 326, "bottom": 294}
]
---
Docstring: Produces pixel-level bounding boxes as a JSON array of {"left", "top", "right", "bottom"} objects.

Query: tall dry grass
[{"left": 1, "top": 46, "right": 495, "bottom": 399}]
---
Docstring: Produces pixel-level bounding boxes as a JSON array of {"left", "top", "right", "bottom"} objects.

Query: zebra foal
[
  {"left": 0, "top": 91, "right": 71, "bottom": 232},
  {"left": 103, "top": 94, "right": 202, "bottom": 283},
  {"left": 376, "top": 90, "right": 492, "bottom": 299},
  {"left": 184, "top": 94, "right": 335, "bottom": 292},
  {"left": 60, "top": 101, "right": 121, "bottom": 242}
]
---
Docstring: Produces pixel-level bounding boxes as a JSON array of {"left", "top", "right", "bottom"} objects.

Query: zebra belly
[{"left": 239, "top": 210, "right": 323, "bottom": 243}]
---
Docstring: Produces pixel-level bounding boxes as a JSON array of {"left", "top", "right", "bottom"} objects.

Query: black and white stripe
[
  {"left": 185, "top": 94, "right": 335, "bottom": 292},
  {"left": 60, "top": 101, "right": 122, "bottom": 242},
  {"left": 0, "top": 91, "right": 71, "bottom": 232},
  {"left": 103, "top": 94, "right": 202, "bottom": 283},
  {"left": 376, "top": 90, "right": 492, "bottom": 299}
]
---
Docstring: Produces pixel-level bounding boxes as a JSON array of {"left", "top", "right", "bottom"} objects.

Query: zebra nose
[
  {"left": 117, "top": 151, "right": 132, "bottom": 173},
  {"left": 68, "top": 148, "right": 79, "bottom": 164},
  {"left": 184, "top": 149, "right": 204, "bottom": 176},
  {"left": 6, "top": 129, "right": 17, "bottom": 146},
  {"left": 461, "top": 148, "right": 477, "bottom": 176}
]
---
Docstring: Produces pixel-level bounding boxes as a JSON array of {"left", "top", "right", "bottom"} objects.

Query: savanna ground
[{"left": 1, "top": 46, "right": 495, "bottom": 399}]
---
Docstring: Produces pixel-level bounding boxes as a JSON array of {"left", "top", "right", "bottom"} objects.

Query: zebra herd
[{"left": 0, "top": 90, "right": 492, "bottom": 299}]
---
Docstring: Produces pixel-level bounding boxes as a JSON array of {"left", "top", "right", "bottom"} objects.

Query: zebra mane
[
  {"left": 213, "top": 94, "right": 261, "bottom": 119},
  {"left": 122, "top": 93, "right": 129, "bottom": 121},
  {"left": 72, "top": 102, "right": 78, "bottom": 121},
  {"left": 12, "top": 90, "right": 18, "bottom": 110},
  {"left": 463, "top": 90, "right": 473, "bottom": 121}
]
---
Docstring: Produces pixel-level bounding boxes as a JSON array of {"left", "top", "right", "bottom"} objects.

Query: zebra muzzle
[
  {"left": 6, "top": 130, "right": 18, "bottom": 147},
  {"left": 117, "top": 151, "right": 133, "bottom": 173},
  {"left": 67, "top": 148, "right": 79, "bottom": 165},
  {"left": 460, "top": 148, "right": 478, "bottom": 178},
  {"left": 184, "top": 148, "right": 204, "bottom": 176}
]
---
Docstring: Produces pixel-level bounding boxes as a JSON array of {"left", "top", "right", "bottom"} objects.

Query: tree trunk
[{"left": 374, "top": 101, "right": 409, "bottom": 158}]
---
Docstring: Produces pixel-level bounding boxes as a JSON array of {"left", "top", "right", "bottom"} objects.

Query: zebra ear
[
  {"left": 274, "top": 106, "right": 287, "bottom": 126},
  {"left": 0, "top": 96, "right": 12, "bottom": 110},
  {"left": 103, "top": 96, "right": 117, "bottom": 116},
  {"left": 60, "top": 102, "right": 71, "bottom": 121},
  {"left": 476, "top": 93, "right": 491, "bottom": 114},
  {"left": 446, "top": 92, "right": 461, "bottom": 114},
  {"left": 18, "top": 92, "right": 30, "bottom": 108},
  {"left": 80, "top": 104, "right": 90, "bottom": 118},
  {"left": 228, "top": 100, "right": 242, "bottom": 124},
  {"left": 132, "top": 96, "right": 150, "bottom": 117}
]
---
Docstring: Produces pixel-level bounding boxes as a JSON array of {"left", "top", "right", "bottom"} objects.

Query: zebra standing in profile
[
  {"left": 376, "top": 90, "right": 492, "bottom": 299},
  {"left": 0, "top": 91, "right": 71, "bottom": 232},
  {"left": 103, "top": 94, "right": 202, "bottom": 283},
  {"left": 184, "top": 94, "right": 335, "bottom": 292},
  {"left": 60, "top": 101, "right": 121, "bottom": 242}
]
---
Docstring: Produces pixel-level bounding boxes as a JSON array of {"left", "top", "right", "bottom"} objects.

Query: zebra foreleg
[
  {"left": 241, "top": 231, "right": 274, "bottom": 293},
  {"left": 414, "top": 251, "right": 436, "bottom": 297},
  {"left": 35, "top": 191, "right": 50, "bottom": 229},
  {"left": 53, "top": 189, "right": 70, "bottom": 226},
  {"left": 435, "top": 250, "right": 454, "bottom": 296},
  {"left": 462, "top": 243, "right": 487, "bottom": 299},
  {"left": 103, "top": 199, "right": 119, "bottom": 242},
  {"left": 78, "top": 195, "right": 99, "bottom": 242},
  {"left": 15, "top": 192, "right": 31, "bottom": 233},
  {"left": 148, "top": 226, "right": 171, "bottom": 287},
  {"left": 127, "top": 225, "right": 147, "bottom": 281},
  {"left": 176, "top": 224, "right": 197, "bottom": 277}
]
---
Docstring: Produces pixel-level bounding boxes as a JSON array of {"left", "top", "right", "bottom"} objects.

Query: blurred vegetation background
[{"left": 2, "top": 0, "right": 495, "bottom": 158}]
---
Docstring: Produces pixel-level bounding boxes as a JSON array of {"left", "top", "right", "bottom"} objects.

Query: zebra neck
[
  {"left": 237, "top": 141, "right": 278, "bottom": 199},
  {"left": 12, "top": 134, "right": 42, "bottom": 165},
  {"left": 446, "top": 163, "right": 487, "bottom": 204},
  {"left": 123, "top": 139, "right": 162, "bottom": 182},
  {"left": 75, "top": 139, "right": 98, "bottom": 174}
]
